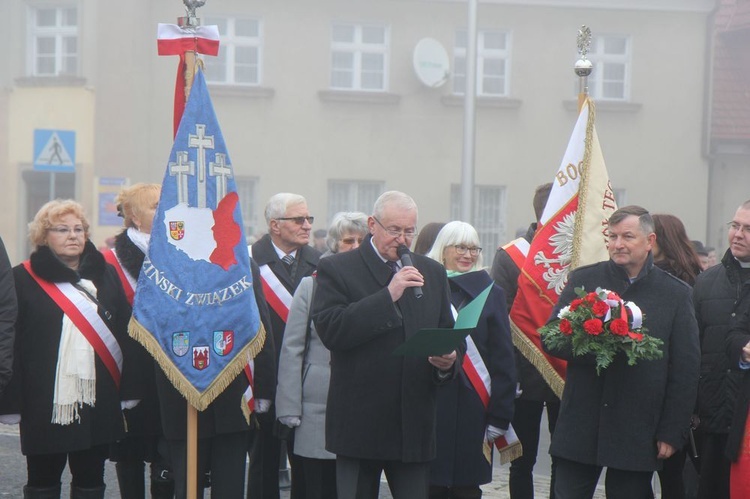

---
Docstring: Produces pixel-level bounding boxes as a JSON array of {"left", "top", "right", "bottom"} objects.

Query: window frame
[
  {"left": 586, "top": 34, "right": 632, "bottom": 101},
  {"left": 203, "top": 16, "right": 263, "bottom": 86},
  {"left": 453, "top": 29, "right": 511, "bottom": 97},
  {"left": 450, "top": 184, "right": 507, "bottom": 254},
  {"left": 330, "top": 23, "right": 390, "bottom": 92},
  {"left": 327, "top": 179, "right": 385, "bottom": 223},
  {"left": 234, "top": 175, "right": 260, "bottom": 237},
  {"left": 27, "top": 4, "right": 79, "bottom": 77}
]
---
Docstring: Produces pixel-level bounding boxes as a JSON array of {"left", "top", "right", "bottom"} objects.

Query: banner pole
[
  {"left": 575, "top": 26, "right": 593, "bottom": 112},
  {"left": 186, "top": 403, "right": 198, "bottom": 499}
]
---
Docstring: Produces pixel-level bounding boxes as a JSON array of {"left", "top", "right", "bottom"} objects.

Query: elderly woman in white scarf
[{"left": 1, "top": 199, "right": 132, "bottom": 499}]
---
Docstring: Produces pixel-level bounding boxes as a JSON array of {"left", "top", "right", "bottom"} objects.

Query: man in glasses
[
  {"left": 692, "top": 200, "right": 750, "bottom": 499},
  {"left": 313, "top": 191, "right": 457, "bottom": 499},
  {"left": 248, "top": 193, "right": 321, "bottom": 499}
]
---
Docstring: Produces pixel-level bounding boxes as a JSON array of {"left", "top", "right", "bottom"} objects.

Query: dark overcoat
[
  {"left": 490, "top": 223, "right": 558, "bottom": 403},
  {"left": 5, "top": 242, "right": 131, "bottom": 455},
  {"left": 156, "top": 259, "right": 276, "bottom": 439},
  {"left": 0, "top": 236, "right": 16, "bottom": 398},
  {"left": 430, "top": 270, "right": 516, "bottom": 486},
  {"left": 106, "top": 231, "right": 161, "bottom": 443},
  {"left": 312, "top": 235, "right": 455, "bottom": 463},
  {"left": 693, "top": 249, "right": 749, "bottom": 435},
  {"left": 250, "top": 234, "right": 319, "bottom": 366},
  {"left": 544, "top": 257, "right": 700, "bottom": 472},
  {"left": 724, "top": 301, "right": 750, "bottom": 461}
]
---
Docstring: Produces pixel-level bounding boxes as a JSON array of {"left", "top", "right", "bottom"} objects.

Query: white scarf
[
  {"left": 127, "top": 227, "right": 151, "bottom": 254},
  {"left": 51, "top": 279, "right": 98, "bottom": 425}
]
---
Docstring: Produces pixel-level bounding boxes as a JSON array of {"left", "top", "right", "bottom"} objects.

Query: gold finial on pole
[
  {"left": 178, "top": 1, "right": 207, "bottom": 103},
  {"left": 575, "top": 25, "right": 593, "bottom": 112}
]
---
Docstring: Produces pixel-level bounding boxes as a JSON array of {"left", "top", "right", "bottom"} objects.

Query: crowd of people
[{"left": 0, "top": 186, "right": 749, "bottom": 499}]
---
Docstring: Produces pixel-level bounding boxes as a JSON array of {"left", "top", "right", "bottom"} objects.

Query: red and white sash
[
  {"left": 451, "top": 304, "right": 523, "bottom": 465},
  {"left": 241, "top": 358, "right": 256, "bottom": 418},
  {"left": 103, "top": 249, "right": 136, "bottom": 306},
  {"left": 23, "top": 261, "right": 123, "bottom": 388},
  {"left": 501, "top": 237, "right": 530, "bottom": 270},
  {"left": 248, "top": 246, "right": 293, "bottom": 323}
]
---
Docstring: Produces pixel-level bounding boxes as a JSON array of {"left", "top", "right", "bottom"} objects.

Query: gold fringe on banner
[
  {"left": 511, "top": 321, "right": 564, "bottom": 399},
  {"left": 129, "top": 316, "right": 266, "bottom": 411},
  {"left": 569, "top": 98, "right": 596, "bottom": 271},
  {"left": 483, "top": 439, "right": 524, "bottom": 465}
]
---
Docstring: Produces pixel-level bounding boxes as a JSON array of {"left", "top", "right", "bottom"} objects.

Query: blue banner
[{"left": 130, "top": 70, "right": 263, "bottom": 410}]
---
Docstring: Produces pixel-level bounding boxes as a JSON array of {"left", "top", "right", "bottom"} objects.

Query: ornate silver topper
[
  {"left": 575, "top": 25, "right": 593, "bottom": 78},
  {"left": 179, "top": 0, "right": 206, "bottom": 29},
  {"left": 577, "top": 25, "right": 592, "bottom": 59}
]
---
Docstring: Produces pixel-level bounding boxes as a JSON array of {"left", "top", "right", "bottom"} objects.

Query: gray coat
[
  {"left": 544, "top": 257, "right": 700, "bottom": 472},
  {"left": 275, "top": 275, "right": 334, "bottom": 459}
]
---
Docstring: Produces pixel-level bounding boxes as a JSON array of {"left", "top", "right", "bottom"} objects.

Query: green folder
[{"left": 392, "top": 283, "right": 493, "bottom": 356}]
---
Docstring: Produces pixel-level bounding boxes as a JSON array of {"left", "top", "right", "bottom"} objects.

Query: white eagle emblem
[{"left": 533, "top": 211, "right": 576, "bottom": 294}]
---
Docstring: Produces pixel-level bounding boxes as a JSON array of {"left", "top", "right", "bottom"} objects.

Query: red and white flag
[
  {"left": 157, "top": 23, "right": 220, "bottom": 137},
  {"left": 509, "top": 98, "right": 617, "bottom": 397}
]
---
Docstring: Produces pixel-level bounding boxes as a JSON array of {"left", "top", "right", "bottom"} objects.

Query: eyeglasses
[
  {"left": 340, "top": 236, "right": 364, "bottom": 245},
  {"left": 48, "top": 226, "right": 85, "bottom": 236},
  {"left": 727, "top": 221, "right": 750, "bottom": 235},
  {"left": 373, "top": 217, "right": 418, "bottom": 239},
  {"left": 276, "top": 216, "right": 314, "bottom": 225},
  {"left": 452, "top": 244, "right": 482, "bottom": 256}
]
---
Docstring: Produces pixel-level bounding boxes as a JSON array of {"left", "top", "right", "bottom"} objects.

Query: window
[
  {"left": 453, "top": 30, "right": 510, "bottom": 97},
  {"left": 28, "top": 6, "right": 78, "bottom": 77},
  {"left": 204, "top": 17, "right": 262, "bottom": 85},
  {"left": 328, "top": 180, "right": 384, "bottom": 222},
  {"left": 330, "top": 24, "right": 389, "bottom": 91},
  {"left": 235, "top": 176, "right": 260, "bottom": 237},
  {"left": 451, "top": 185, "right": 507, "bottom": 253},
  {"left": 585, "top": 35, "right": 631, "bottom": 101}
]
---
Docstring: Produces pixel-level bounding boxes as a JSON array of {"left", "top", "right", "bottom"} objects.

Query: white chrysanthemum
[{"left": 557, "top": 305, "right": 571, "bottom": 319}]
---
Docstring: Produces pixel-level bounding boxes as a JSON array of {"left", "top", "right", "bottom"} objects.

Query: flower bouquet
[{"left": 539, "top": 287, "right": 663, "bottom": 375}]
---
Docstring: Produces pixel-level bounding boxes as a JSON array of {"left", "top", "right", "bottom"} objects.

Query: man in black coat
[
  {"left": 491, "top": 182, "right": 560, "bottom": 499},
  {"left": 544, "top": 206, "right": 700, "bottom": 499},
  {"left": 248, "top": 193, "right": 320, "bottom": 499},
  {"left": 313, "top": 191, "right": 457, "bottom": 499},
  {"left": 692, "top": 200, "right": 750, "bottom": 499},
  {"left": 0, "top": 236, "right": 16, "bottom": 400}
]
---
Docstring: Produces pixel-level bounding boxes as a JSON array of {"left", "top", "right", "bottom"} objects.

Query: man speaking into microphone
[{"left": 313, "top": 190, "right": 458, "bottom": 499}]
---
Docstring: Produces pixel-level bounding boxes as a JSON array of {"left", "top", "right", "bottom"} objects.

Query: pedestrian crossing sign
[{"left": 33, "top": 129, "right": 76, "bottom": 172}]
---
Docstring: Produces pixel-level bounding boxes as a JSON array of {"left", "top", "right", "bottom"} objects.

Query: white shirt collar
[{"left": 271, "top": 241, "right": 297, "bottom": 261}]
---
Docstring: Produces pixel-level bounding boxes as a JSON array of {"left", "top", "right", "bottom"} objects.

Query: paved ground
[{"left": 0, "top": 423, "right": 613, "bottom": 499}]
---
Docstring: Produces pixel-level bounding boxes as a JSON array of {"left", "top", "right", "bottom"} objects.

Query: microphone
[{"left": 397, "top": 245, "right": 423, "bottom": 299}]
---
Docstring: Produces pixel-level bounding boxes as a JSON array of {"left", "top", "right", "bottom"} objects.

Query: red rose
[
  {"left": 628, "top": 331, "right": 644, "bottom": 342},
  {"left": 609, "top": 318, "right": 629, "bottom": 336},
  {"left": 606, "top": 291, "right": 621, "bottom": 301},
  {"left": 559, "top": 319, "right": 573, "bottom": 335},
  {"left": 583, "top": 318, "right": 603, "bottom": 335},
  {"left": 585, "top": 293, "right": 598, "bottom": 304},
  {"left": 570, "top": 298, "right": 584, "bottom": 311},
  {"left": 592, "top": 300, "right": 609, "bottom": 316}
]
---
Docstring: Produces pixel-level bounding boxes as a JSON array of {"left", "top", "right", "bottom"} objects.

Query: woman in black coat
[
  {"left": 426, "top": 221, "right": 516, "bottom": 499},
  {"left": 3, "top": 199, "right": 132, "bottom": 499},
  {"left": 103, "top": 183, "right": 174, "bottom": 499}
]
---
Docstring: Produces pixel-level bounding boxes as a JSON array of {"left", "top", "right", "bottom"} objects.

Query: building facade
[{"left": 0, "top": 0, "right": 716, "bottom": 262}]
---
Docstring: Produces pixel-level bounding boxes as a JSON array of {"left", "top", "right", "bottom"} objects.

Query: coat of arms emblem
[{"left": 169, "top": 220, "right": 185, "bottom": 240}]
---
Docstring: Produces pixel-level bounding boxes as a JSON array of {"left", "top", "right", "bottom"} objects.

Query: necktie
[
  {"left": 282, "top": 254, "right": 295, "bottom": 267},
  {"left": 387, "top": 261, "right": 399, "bottom": 274}
]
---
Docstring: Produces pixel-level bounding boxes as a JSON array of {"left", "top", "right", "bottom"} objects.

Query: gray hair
[
  {"left": 264, "top": 193, "right": 307, "bottom": 225},
  {"left": 327, "top": 212, "right": 369, "bottom": 252},
  {"left": 427, "top": 221, "right": 483, "bottom": 270},
  {"left": 372, "top": 191, "right": 418, "bottom": 220}
]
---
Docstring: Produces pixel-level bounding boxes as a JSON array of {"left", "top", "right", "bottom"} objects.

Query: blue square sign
[{"left": 34, "top": 129, "right": 76, "bottom": 172}]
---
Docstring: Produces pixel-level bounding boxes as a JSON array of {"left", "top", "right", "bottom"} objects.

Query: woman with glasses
[
  {"left": 275, "top": 212, "right": 368, "bottom": 499},
  {"left": 2, "top": 199, "right": 132, "bottom": 499},
  {"left": 102, "top": 183, "right": 175, "bottom": 499},
  {"left": 426, "top": 221, "right": 516, "bottom": 499}
]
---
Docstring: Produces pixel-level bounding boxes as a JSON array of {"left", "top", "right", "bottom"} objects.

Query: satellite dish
[{"left": 413, "top": 38, "right": 450, "bottom": 88}]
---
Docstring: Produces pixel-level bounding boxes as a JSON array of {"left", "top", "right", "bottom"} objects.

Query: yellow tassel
[{"left": 128, "top": 317, "right": 266, "bottom": 411}]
